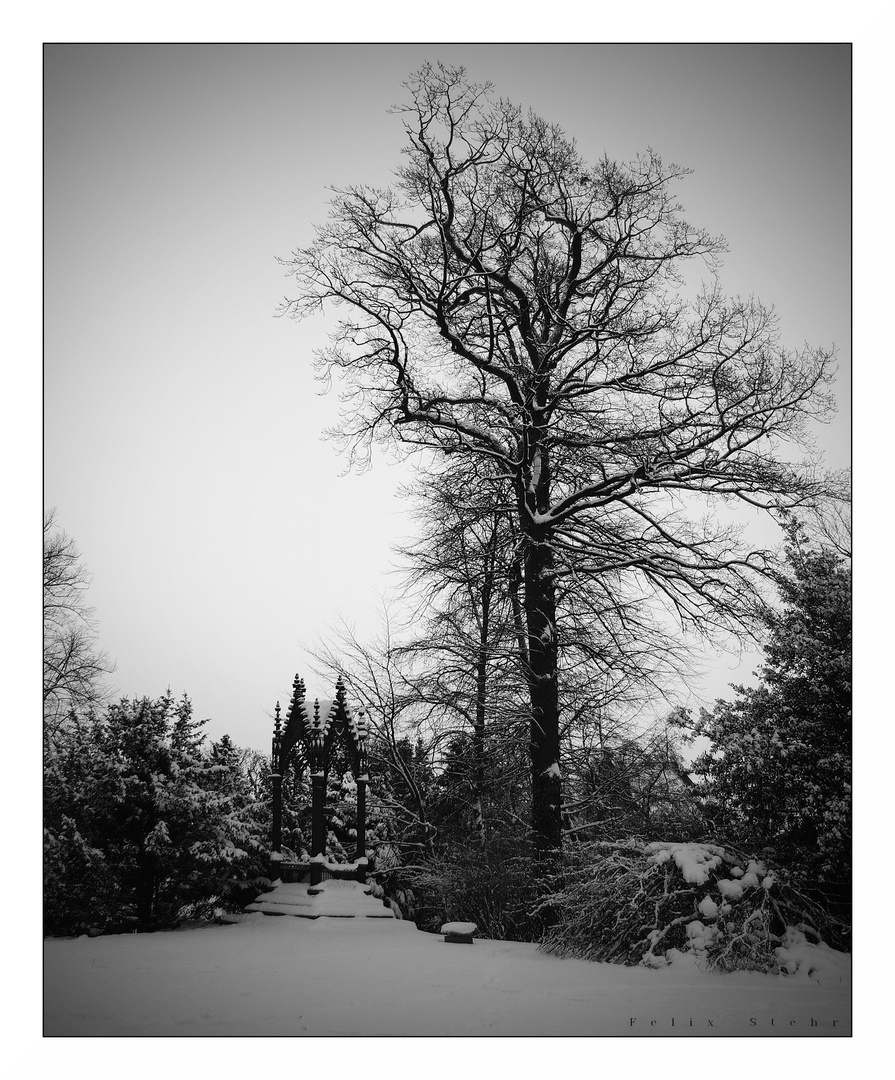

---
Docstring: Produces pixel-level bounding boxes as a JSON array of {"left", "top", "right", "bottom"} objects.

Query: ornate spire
[
  {"left": 313, "top": 697, "right": 322, "bottom": 731},
  {"left": 271, "top": 701, "right": 283, "bottom": 770}
]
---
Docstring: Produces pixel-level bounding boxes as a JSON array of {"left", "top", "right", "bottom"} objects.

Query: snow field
[{"left": 44, "top": 911, "right": 850, "bottom": 1038}]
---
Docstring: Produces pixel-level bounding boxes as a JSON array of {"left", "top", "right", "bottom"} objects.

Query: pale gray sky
[{"left": 44, "top": 44, "right": 850, "bottom": 753}]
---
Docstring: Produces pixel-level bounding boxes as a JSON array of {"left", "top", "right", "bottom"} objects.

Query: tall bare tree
[
  {"left": 282, "top": 64, "right": 838, "bottom": 856},
  {"left": 43, "top": 511, "right": 114, "bottom": 738}
]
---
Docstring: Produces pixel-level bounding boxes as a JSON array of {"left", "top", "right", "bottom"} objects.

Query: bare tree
[
  {"left": 395, "top": 461, "right": 526, "bottom": 841},
  {"left": 561, "top": 706, "right": 700, "bottom": 843},
  {"left": 307, "top": 610, "right": 439, "bottom": 861},
  {"left": 281, "top": 64, "right": 839, "bottom": 856},
  {"left": 791, "top": 471, "right": 851, "bottom": 559},
  {"left": 43, "top": 511, "right": 114, "bottom": 738}
]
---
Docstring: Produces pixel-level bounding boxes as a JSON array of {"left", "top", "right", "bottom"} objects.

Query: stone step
[{"left": 246, "top": 878, "right": 396, "bottom": 920}]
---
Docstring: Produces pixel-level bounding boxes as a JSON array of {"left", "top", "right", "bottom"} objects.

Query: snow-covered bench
[{"left": 441, "top": 921, "right": 477, "bottom": 943}]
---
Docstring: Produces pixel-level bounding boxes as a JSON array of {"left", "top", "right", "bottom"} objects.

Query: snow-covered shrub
[
  {"left": 539, "top": 840, "right": 847, "bottom": 972},
  {"left": 773, "top": 926, "right": 851, "bottom": 984}
]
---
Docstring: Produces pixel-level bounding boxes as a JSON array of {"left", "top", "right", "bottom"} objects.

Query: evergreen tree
[
  {"left": 44, "top": 694, "right": 268, "bottom": 934},
  {"left": 689, "top": 524, "right": 851, "bottom": 922}
]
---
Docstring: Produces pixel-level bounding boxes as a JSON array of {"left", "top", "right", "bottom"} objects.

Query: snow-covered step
[{"left": 246, "top": 878, "right": 396, "bottom": 919}]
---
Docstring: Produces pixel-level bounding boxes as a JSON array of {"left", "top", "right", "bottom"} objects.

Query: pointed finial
[{"left": 311, "top": 698, "right": 323, "bottom": 748}]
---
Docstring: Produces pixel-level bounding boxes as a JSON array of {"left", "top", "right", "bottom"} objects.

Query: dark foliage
[
  {"left": 44, "top": 694, "right": 269, "bottom": 935},
  {"left": 687, "top": 524, "right": 851, "bottom": 925}
]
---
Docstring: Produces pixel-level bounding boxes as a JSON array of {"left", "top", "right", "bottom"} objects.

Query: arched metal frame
[{"left": 270, "top": 675, "right": 370, "bottom": 885}]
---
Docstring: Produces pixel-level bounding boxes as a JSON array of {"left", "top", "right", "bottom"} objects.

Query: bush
[
  {"left": 384, "top": 837, "right": 546, "bottom": 941},
  {"left": 540, "top": 840, "right": 848, "bottom": 972}
]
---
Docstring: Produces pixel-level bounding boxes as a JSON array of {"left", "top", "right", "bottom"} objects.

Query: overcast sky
[{"left": 44, "top": 44, "right": 850, "bottom": 754}]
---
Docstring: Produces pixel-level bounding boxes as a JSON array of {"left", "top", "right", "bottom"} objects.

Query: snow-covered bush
[{"left": 539, "top": 840, "right": 847, "bottom": 972}]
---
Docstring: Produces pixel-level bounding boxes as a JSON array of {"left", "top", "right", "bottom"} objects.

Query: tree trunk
[
  {"left": 472, "top": 571, "right": 492, "bottom": 845},
  {"left": 519, "top": 428, "right": 562, "bottom": 859},
  {"left": 523, "top": 534, "right": 562, "bottom": 856},
  {"left": 136, "top": 863, "right": 156, "bottom": 925}
]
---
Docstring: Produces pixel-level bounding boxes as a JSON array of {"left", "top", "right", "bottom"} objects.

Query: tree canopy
[{"left": 282, "top": 63, "right": 839, "bottom": 854}]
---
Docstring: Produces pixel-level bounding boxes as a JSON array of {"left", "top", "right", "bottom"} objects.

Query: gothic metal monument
[{"left": 270, "top": 675, "right": 370, "bottom": 886}]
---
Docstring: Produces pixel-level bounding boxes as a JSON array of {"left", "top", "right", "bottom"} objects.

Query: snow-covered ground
[{"left": 44, "top": 909, "right": 850, "bottom": 1038}]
